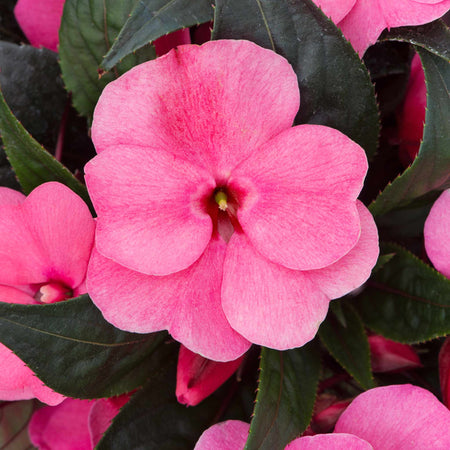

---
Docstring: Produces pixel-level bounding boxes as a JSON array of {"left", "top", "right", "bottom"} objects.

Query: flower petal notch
[
  {"left": 86, "top": 40, "right": 378, "bottom": 361},
  {"left": 14, "top": 0, "right": 65, "bottom": 52},
  {"left": 424, "top": 189, "right": 450, "bottom": 278},
  {"left": 0, "top": 182, "right": 95, "bottom": 404}
]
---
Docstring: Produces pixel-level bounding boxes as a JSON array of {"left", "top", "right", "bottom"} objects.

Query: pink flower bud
[
  {"left": 368, "top": 335, "right": 421, "bottom": 373},
  {"left": 176, "top": 345, "right": 244, "bottom": 406},
  {"left": 311, "top": 396, "right": 352, "bottom": 433}
]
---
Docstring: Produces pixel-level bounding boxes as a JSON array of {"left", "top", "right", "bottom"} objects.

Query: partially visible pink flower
[
  {"left": 176, "top": 345, "right": 244, "bottom": 406},
  {"left": 439, "top": 336, "right": 450, "bottom": 408},
  {"left": 310, "top": 396, "right": 352, "bottom": 434},
  {"left": 14, "top": 0, "right": 65, "bottom": 51},
  {"left": 368, "top": 335, "right": 421, "bottom": 372},
  {"left": 195, "top": 385, "right": 450, "bottom": 449},
  {"left": 85, "top": 39, "right": 379, "bottom": 362},
  {"left": 424, "top": 189, "right": 450, "bottom": 278},
  {"left": 398, "top": 54, "right": 426, "bottom": 166},
  {"left": 0, "top": 182, "right": 95, "bottom": 405},
  {"left": 313, "top": 0, "right": 357, "bottom": 23},
  {"left": 332, "top": 1, "right": 450, "bottom": 56},
  {"left": 28, "top": 395, "right": 129, "bottom": 449}
]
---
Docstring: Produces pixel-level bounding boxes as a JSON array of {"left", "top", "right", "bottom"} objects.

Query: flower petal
[
  {"left": 286, "top": 433, "right": 373, "bottom": 449},
  {"left": 0, "top": 182, "right": 94, "bottom": 287},
  {"left": 307, "top": 202, "right": 379, "bottom": 299},
  {"left": 194, "top": 420, "right": 249, "bottom": 450},
  {"left": 29, "top": 399, "right": 93, "bottom": 450},
  {"left": 230, "top": 125, "right": 367, "bottom": 271},
  {"left": 424, "top": 189, "right": 450, "bottom": 278},
  {"left": 91, "top": 40, "right": 299, "bottom": 176},
  {"left": 0, "top": 187, "right": 25, "bottom": 206},
  {"left": 176, "top": 345, "right": 244, "bottom": 406},
  {"left": 222, "top": 233, "right": 330, "bottom": 350},
  {"left": 87, "top": 238, "right": 250, "bottom": 362},
  {"left": 313, "top": 0, "right": 357, "bottom": 23},
  {"left": 85, "top": 145, "right": 214, "bottom": 276},
  {"left": 334, "top": 384, "right": 450, "bottom": 449}
]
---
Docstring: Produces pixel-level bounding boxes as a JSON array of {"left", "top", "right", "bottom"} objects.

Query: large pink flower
[
  {"left": 424, "top": 189, "right": 450, "bottom": 278},
  {"left": 195, "top": 385, "right": 450, "bottom": 449},
  {"left": 0, "top": 182, "right": 95, "bottom": 404},
  {"left": 85, "top": 40, "right": 379, "bottom": 362},
  {"left": 315, "top": 0, "right": 450, "bottom": 56}
]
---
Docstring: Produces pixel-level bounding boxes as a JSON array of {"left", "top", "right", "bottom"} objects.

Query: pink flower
[
  {"left": 368, "top": 335, "right": 421, "bottom": 373},
  {"left": 14, "top": 0, "right": 65, "bottom": 52},
  {"left": 439, "top": 337, "right": 450, "bottom": 408},
  {"left": 28, "top": 395, "right": 129, "bottom": 449},
  {"left": 85, "top": 39, "right": 379, "bottom": 362},
  {"left": 424, "top": 189, "right": 450, "bottom": 278},
  {"left": 195, "top": 385, "right": 450, "bottom": 449},
  {"left": 398, "top": 54, "right": 426, "bottom": 166},
  {"left": 0, "top": 182, "right": 95, "bottom": 404},
  {"left": 176, "top": 345, "right": 244, "bottom": 406},
  {"left": 315, "top": 0, "right": 450, "bottom": 56}
]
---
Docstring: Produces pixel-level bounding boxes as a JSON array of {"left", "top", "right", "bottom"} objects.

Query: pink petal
[
  {"left": 14, "top": 0, "right": 65, "bottom": 52},
  {"left": 194, "top": 420, "right": 249, "bottom": 450},
  {"left": 87, "top": 238, "right": 250, "bottom": 362},
  {"left": 153, "top": 28, "right": 191, "bottom": 56},
  {"left": 334, "top": 384, "right": 450, "bottom": 449},
  {"left": 306, "top": 202, "right": 379, "bottom": 299},
  {"left": 424, "top": 189, "right": 450, "bottom": 278},
  {"left": 313, "top": 0, "right": 357, "bottom": 23},
  {"left": 176, "top": 345, "right": 244, "bottom": 406},
  {"left": 88, "top": 395, "right": 130, "bottom": 447},
  {"left": 0, "top": 182, "right": 94, "bottom": 288},
  {"left": 85, "top": 146, "right": 214, "bottom": 276},
  {"left": 0, "top": 187, "right": 25, "bottom": 206},
  {"left": 229, "top": 125, "right": 367, "bottom": 271},
  {"left": 222, "top": 233, "right": 330, "bottom": 350},
  {"left": 91, "top": 40, "right": 299, "bottom": 176},
  {"left": 286, "top": 433, "right": 373, "bottom": 449},
  {"left": 368, "top": 335, "right": 422, "bottom": 373},
  {"left": 338, "top": 0, "right": 450, "bottom": 56},
  {"left": 29, "top": 399, "right": 93, "bottom": 450},
  {"left": 312, "top": 397, "right": 352, "bottom": 433},
  {"left": 438, "top": 337, "right": 450, "bottom": 408},
  {"left": 398, "top": 54, "right": 426, "bottom": 166}
]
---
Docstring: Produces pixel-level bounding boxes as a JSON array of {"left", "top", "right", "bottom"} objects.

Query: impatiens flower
[
  {"left": 195, "top": 385, "right": 450, "bottom": 449},
  {"left": 176, "top": 345, "right": 245, "bottom": 406},
  {"left": 14, "top": 0, "right": 65, "bottom": 51},
  {"left": 398, "top": 54, "right": 426, "bottom": 166},
  {"left": 439, "top": 336, "right": 450, "bottom": 408},
  {"left": 318, "top": 0, "right": 450, "bottom": 56},
  {"left": 368, "top": 335, "right": 421, "bottom": 373},
  {"left": 85, "top": 39, "right": 379, "bottom": 362},
  {"left": 424, "top": 189, "right": 450, "bottom": 278},
  {"left": 28, "top": 395, "right": 129, "bottom": 449},
  {"left": 0, "top": 182, "right": 95, "bottom": 404}
]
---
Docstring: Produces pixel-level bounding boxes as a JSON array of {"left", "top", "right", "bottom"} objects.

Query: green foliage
[
  {"left": 59, "top": 0, "right": 156, "bottom": 119},
  {"left": 319, "top": 302, "right": 374, "bottom": 390},
  {"left": 370, "top": 48, "right": 450, "bottom": 216},
  {"left": 356, "top": 244, "right": 450, "bottom": 343},
  {"left": 213, "top": 0, "right": 379, "bottom": 159},
  {"left": 101, "top": 0, "right": 215, "bottom": 71},
  {"left": 245, "top": 343, "right": 320, "bottom": 450},
  {"left": 0, "top": 295, "right": 169, "bottom": 398},
  {"left": 0, "top": 88, "right": 93, "bottom": 211}
]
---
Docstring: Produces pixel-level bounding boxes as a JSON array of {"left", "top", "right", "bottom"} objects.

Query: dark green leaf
[
  {"left": 101, "top": 0, "right": 215, "bottom": 71},
  {"left": 0, "top": 42, "right": 66, "bottom": 151},
  {"left": 0, "top": 294, "right": 169, "bottom": 398},
  {"left": 98, "top": 356, "right": 221, "bottom": 450},
  {"left": 0, "top": 88, "right": 93, "bottom": 211},
  {"left": 369, "top": 48, "right": 450, "bottom": 216},
  {"left": 213, "top": 0, "right": 379, "bottom": 159},
  {"left": 356, "top": 244, "right": 450, "bottom": 343},
  {"left": 319, "top": 303, "right": 374, "bottom": 390},
  {"left": 372, "top": 253, "right": 395, "bottom": 273},
  {"left": 382, "top": 19, "right": 450, "bottom": 61},
  {"left": 245, "top": 343, "right": 320, "bottom": 450},
  {"left": 59, "top": 0, "right": 156, "bottom": 119},
  {"left": 0, "top": 400, "right": 34, "bottom": 449}
]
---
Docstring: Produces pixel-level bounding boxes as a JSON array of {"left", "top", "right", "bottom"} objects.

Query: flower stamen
[{"left": 214, "top": 191, "right": 228, "bottom": 211}]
